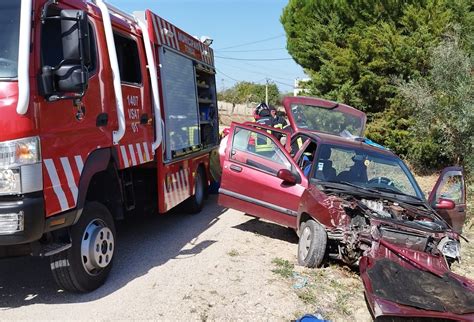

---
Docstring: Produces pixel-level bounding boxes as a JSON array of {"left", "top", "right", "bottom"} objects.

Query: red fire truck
[{"left": 0, "top": 0, "right": 219, "bottom": 292}]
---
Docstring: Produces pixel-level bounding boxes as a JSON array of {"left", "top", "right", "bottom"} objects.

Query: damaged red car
[{"left": 218, "top": 96, "right": 473, "bottom": 320}]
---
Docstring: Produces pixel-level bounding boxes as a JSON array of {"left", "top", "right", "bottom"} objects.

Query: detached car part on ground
[{"left": 218, "top": 96, "right": 473, "bottom": 320}]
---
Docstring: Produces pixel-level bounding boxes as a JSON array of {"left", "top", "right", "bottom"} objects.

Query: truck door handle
[{"left": 230, "top": 165, "right": 242, "bottom": 173}]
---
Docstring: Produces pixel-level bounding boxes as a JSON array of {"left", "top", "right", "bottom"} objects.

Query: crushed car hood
[{"left": 360, "top": 240, "right": 474, "bottom": 320}]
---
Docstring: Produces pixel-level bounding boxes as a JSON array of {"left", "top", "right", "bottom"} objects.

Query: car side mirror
[
  {"left": 435, "top": 198, "right": 456, "bottom": 210},
  {"left": 277, "top": 169, "right": 297, "bottom": 185}
]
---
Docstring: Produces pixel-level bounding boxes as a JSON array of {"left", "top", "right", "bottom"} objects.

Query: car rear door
[
  {"left": 218, "top": 123, "right": 307, "bottom": 228},
  {"left": 428, "top": 166, "right": 467, "bottom": 233}
]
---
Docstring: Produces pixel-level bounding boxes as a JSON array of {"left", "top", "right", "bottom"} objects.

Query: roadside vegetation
[{"left": 280, "top": 0, "right": 473, "bottom": 179}]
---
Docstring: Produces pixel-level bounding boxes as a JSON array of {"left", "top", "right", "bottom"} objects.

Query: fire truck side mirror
[
  {"left": 60, "top": 10, "right": 91, "bottom": 66},
  {"left": 40, "top": 10, "right": 91, "bottom": 98}
]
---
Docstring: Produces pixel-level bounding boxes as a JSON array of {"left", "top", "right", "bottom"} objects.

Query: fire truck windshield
[{"left": 0, "top": 1, "right": 21, "bottom": 79}]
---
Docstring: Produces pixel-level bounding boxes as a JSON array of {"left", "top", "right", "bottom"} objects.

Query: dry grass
[{"left": 219, "top": 114, "right": 253, "bottom": 126}]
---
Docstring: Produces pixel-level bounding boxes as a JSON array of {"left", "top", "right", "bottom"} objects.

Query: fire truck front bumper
[{"left": 0, "top": 192, "right": 45, "bottom": 246}]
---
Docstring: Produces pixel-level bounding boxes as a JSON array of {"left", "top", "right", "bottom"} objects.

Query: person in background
[
  {"left": 254, "top": 102, "right": 273, "bottom": 126},
  {"left": 269, "top": 105, "right": 288, "bottom": 129}
]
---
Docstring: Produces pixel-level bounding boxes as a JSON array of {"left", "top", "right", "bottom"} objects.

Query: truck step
[
  {"left": 121, "top": 169, "right": 136, "bottom": 211},
  {"left": 38, "top": 243, "right": 72, "bottom": 257}
]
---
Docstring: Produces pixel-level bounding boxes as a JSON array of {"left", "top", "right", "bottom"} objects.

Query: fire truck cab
[{"left": 0, "top": 0, "right": 219, "bottom": 292}]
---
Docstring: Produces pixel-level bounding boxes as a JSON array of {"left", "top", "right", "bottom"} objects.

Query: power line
[
  {"left": 216, "top": 67, "right": 295, "bottom": 90},
  {"left": 215, "top": 56, "right": 293, "bottom": 61},
  {"left": 215, "top": 68, "right": 240, "bottom": 83},
  {"left": 216, "top": 34, "right": 285, "bottom": 50},
  {"left": 216, "top": 47, "right": 286, "bottom": 53},
  {"left": 218, "top": 61, "right": 295, "bottom": 82},
  {"left": 223, "top": 58, "right": 297, "bottom": 78},
  {"left": 272, "top": 79, "right": 295, "bottom": 88}
]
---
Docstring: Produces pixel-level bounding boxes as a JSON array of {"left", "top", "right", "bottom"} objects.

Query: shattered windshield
[
  {"left": 313, "top": 144, "right": 423, "bottom": 199},
  {"left": 290, "top": 103, "right": 364, "bottom": 137},
  {"left": 0, "top": 1, "right": 21, "bottom": 79}
]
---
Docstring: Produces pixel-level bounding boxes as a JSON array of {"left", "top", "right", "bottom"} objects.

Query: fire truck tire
[
  {"left": 297, "top": 220, "right": 327, "bottom": 268},
  {"left": 50, "top": 202, "right": 116, "bottom": 292},
  {"left": 187, "top": 166, "right": 207, "bottom": 213}
]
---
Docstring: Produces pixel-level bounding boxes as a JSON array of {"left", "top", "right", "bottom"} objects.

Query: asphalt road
[{"left": 0, "top": 195, "right": 305, "bottom": 320}]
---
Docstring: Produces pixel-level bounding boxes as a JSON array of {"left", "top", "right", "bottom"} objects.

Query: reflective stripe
[
  {"left": 152, "top": 15, "right": 162, "bottom": 45},
  {"left": 143, "top": 142, "right": 151, "bottom": 162},
  {"left": 60, "top": 157, "right": 79, "bottom": 204},
  {"left": 136, "top": 143, "right": 144, "bottom": 164},
  {"left": 171, "top": 173, "right": 180, "bottom": 205},
  {"left": 74, "top": 155, "right": 84, "bottom": 174},
  {"left": 120, "top": 146, "right": 129, "bottom": 168},
  {"left": 178, "top": 169, "right": 187, "bottom": 200},
  {"left": 128, "top": 144, "right": 137, "bottom": 166},
  {"left": 44, "top": 159, "right": 69, "bottom": 211}
]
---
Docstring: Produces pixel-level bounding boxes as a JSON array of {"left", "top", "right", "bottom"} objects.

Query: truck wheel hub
[{"left": 81, "top": 219, "right": 114, "bottom": 275}]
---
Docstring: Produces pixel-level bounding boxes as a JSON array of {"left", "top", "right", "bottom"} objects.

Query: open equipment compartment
[
  {"left": 195, "top": 63, "right": 218, "bottom": 148},
  {"left": 148, "top": 11, "right": 219, "bottom": 162}
]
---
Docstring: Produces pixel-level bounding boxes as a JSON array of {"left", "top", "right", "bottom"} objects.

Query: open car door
[
  {"left": 428, "top": 166, "right": 467, "bottom": 234},
  {"left": 218, "top": 122, "right": 307, "bottom": 228},
  {"left": 282, "top": 96, "right": 367, "bottom": 137}
]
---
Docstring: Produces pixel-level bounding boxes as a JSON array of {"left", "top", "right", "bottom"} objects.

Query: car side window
[
  {"left": 435, "top": 172, "right": 465, "bottom": 204},
  {"left": 296, "top": 141, "right": 317, "bottom": 177},
  {"left": 231, "top": 128, "right": 291, "bottom": 175}
]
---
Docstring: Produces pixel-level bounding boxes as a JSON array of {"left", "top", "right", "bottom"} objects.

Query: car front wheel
[{"left": 297, "top": 219, "right": 327, "bottom": 268}]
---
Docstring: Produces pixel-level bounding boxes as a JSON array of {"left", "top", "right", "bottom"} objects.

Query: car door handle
[{"left": 230, "top": 165, "right": 242, "bottom": 173}]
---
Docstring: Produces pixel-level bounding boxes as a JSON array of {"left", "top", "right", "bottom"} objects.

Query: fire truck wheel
[
  {"left": 50, "top": 202, "right": 116, "bottom": 292},
  {"left": 297, "top": 220, "right": 327, "bottom": 268},
  {"left": 187, "top": 166, "right": 207, "bottom": 213}
]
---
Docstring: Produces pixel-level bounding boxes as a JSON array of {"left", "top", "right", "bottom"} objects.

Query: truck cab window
[
  {"left": 113, "top": 33, "right": 142, "bottom": 84},
  {"left": 40, "top": 9, "right": 97, "bottom": 74}
]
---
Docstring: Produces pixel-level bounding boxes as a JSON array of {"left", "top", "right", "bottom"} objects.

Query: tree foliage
[
  {"left": 397, "top": 35, "right": 474, "bottom": 173},
  {"left": 217, "top": 81, "right": 280, "bottom": 106},
  {"left": 281, "top": 0, "right": 473, "bottom": 172}
]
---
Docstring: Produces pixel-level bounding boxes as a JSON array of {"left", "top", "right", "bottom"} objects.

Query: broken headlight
[{"left": 437, "top": 237, "right": 460, "bottom": 260}]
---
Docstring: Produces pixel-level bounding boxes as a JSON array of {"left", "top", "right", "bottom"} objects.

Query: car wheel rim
[
  {"left": 81, "top": 219, "right": 114, "bottom": 276},
  {"left": 195, "top": 171, "right": 203, "bottom": 204},
  {"left": 299, "top": 226, "right": 311, "bottom": 260}
]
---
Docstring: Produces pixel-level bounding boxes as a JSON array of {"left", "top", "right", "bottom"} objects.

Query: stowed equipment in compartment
[{"left": 195, "top": 63, "right": 218, "bottom": 149}]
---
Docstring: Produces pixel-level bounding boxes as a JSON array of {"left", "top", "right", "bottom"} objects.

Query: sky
[{"left": 108, "top": 0, "right": 307, "bottom": 93}]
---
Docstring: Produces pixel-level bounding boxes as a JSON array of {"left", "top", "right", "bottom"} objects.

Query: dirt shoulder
[{"left": 1, "top": 192, "right": 472, "bottom": 320}]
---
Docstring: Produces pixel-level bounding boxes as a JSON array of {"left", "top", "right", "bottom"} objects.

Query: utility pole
[{"left": 265, "top": 78, "right": 269, "bottom": 106}]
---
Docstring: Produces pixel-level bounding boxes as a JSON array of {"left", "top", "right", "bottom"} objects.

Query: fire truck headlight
[
  {"left": 0, "top": 168, "right": 21, "bottom": 195},
  {"left": 0, "top": 137, "right": 40, "bottom": 195},
  {"left": 0, "top": 136, "right": 41, "bottom": 167}
]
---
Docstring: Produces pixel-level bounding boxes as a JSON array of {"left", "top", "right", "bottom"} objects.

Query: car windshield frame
[
  {"left": 0, "top": 0, "right": 21, "bottom": 80},
  {"left": 312, "top": 143, "right": 425, "bottom": 200},
  {"left": 287, "top": 102, "right": 365, "bottom": 137}
]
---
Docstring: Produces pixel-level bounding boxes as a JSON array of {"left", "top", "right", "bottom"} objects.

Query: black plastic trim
[
  {"left": 219, "top": 188, "right": 297, "bottom": 217},
  {"left": 0, "top": 192, "right": 45, "bottom": 245}
]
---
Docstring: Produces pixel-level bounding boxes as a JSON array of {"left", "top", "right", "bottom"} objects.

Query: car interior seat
[
  {"left": 314, "top": 146, "right": 336, "bottom": 181},
  {"left": 336, "top": 158, "right": 368, "bottom": 183}
]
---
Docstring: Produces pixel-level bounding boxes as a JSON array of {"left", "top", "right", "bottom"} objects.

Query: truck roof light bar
[
  {"left": 16, "top": 0, "right": 33, "bottom": 115},
  {"left": 93, "top": 0, "right": 126, "bottom": 145},
  {"left": 134, "top": 11, "right": 163, "bottom": 152}
]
